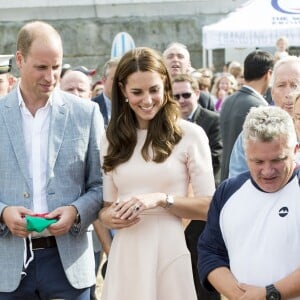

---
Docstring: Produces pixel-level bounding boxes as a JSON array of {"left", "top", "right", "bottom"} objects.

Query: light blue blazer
[{"left": 0, "top": 88, "right": 103, "bottom": 292}]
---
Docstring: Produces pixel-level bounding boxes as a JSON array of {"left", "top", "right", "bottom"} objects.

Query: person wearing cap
[
  {"left": 73, "top": 65, "right": 96, "bottom": 76},
  {"left": 0, "top": 21, "right": 103, "bottom": 299},
  {"left": 60, "top": 63, "right": 71, "bottom": 78},
  {"left": 0, "top": 54, "right": 15, "bottom": 97},
  {"left": 73, "top": 65, "right": 96, "bottom": 84}
]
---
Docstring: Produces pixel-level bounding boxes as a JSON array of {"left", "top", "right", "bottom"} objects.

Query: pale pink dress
[{"left": 101, "top": 119, "right": 215, "bottom": 300}]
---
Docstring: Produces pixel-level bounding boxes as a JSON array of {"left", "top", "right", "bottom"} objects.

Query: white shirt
[
  {"left": 220, "top": 176, "right": 300, "bottom": 294},
  {"left": 18, "top": 87, "right": 52, "bottom": 213}
]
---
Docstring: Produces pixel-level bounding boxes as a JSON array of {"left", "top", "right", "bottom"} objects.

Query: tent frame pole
[
  {"left": 202, "top": 46, "right": 207, "bottom": 68},
  {"left": 208, "top": 49, "right": 213, "bottom": 70}
]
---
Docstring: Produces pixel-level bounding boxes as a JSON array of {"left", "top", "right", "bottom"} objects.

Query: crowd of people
[{"left": 0, "top": 20, "right": 300, "bottom": 300}]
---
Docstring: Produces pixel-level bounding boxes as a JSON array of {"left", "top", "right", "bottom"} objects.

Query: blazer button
[{"left": 23, "top": 192, "right": 30, "bottom": 198}]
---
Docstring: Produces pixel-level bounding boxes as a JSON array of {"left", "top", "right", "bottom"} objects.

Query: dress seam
[{"left": 158, "top": 253, "right": 190, "bottom": 277}]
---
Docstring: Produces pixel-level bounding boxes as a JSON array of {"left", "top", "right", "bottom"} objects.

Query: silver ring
[{"left": 134, "top": 204, "right": 140, "bottom": 211}]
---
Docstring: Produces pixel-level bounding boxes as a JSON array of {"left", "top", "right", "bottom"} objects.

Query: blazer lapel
[
  {"left": 47, "top": 93, "right": 68, "bottom": 185},
  {"left": 192, "top": 105, "right": 201, "bottom": 122},
  {"left": 2, "top": 92, "right": 32, "bottom": 188},
  {"left": 99, "top": 94, "right": 109, "bottom": 125}
]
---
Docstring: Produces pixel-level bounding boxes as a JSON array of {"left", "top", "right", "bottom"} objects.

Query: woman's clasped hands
[{"left": 99, "top": 193, "right": 166, "bottom": 229}]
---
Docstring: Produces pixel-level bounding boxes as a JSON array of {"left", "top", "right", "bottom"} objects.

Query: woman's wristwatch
[{"left": 164, "top": 194, "right": 174, "bottom": 209}]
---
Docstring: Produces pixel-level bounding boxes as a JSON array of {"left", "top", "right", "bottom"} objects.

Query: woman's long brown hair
[{"left": 103, "top": 47, "right": 182, "bottom": 173}]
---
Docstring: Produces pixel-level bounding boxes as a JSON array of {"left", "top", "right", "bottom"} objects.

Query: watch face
[{"left": 268, "top": 291, "right": 280, "bottom": 300}]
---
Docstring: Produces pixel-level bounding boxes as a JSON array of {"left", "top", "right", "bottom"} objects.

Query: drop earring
[{"left": 125, "top": 98, "right": 129, "bottom": 102}]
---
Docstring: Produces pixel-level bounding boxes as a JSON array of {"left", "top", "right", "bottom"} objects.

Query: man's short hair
[
  {"left": 242, "top": 106, "right": 297, "bottom": 151},
  {"left": 17, "top": 21, "right": 61, "bottom": 59},
  {"left": 162, "top": 42, "right": 190, "bottom": 61},
  {"left": 270, "top": 55, "right": 300, "bottom": 87},
  {"left": 243, "top": 50, "right": 274, "bottom": 82},
  {"left": 172, "top": 73, "right": 199, "bottom": 91},
  {"left": 102, "top": 57, "right": 120, "bottom": 78}
]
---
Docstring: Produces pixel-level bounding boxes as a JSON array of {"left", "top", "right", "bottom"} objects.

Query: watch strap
[{"left": 266, "top": 284, "right": 281, "bottom": 300}]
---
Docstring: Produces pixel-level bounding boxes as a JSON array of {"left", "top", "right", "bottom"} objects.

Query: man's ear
[
  {"left": 8, "top": 75, "right": 15, "bottom": 88},
  {"left": 15, "top": 51, "right": 23, "bottom": 69},
  {"left": 101, "top": 75, "right": 107, "bottom": 84}
]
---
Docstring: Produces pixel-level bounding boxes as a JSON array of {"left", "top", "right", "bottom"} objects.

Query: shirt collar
[
  {"left": 187, "top": 106, "right": 198, "bottom": 121},
  {"left": 17, "top": 84, "right": 53, "bottom": 108}
]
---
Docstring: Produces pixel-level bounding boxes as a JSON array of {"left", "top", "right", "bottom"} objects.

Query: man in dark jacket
[
  {"left": 219, "top": 50, "right": 274, "bottom": 181},
  {"left": 92, "top": 57, "right": 120, "bottom": 127},
  {"left": 172, "top": 73, "right": 222, "bottom": 300}
]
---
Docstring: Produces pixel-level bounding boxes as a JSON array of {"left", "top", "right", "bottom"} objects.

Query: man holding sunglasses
[
  {"left": 172, "top": 73, "right": 222, "bottom": 300},
  {"left": 0, "top": 54, "right": 15, "bottom": 97}
]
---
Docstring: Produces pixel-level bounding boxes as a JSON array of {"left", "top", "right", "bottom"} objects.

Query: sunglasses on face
[{"left": 173, "top": 92, "right": 192, "bottom": 100}]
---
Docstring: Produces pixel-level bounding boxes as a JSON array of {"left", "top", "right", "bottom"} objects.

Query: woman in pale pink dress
[{"left": 99, "top": 47, "right": 215, "bottom": 300}]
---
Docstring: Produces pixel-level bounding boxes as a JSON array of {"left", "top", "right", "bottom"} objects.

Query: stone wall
[{"left": 0, "top": 0, "right": 247, "bottom": 78}]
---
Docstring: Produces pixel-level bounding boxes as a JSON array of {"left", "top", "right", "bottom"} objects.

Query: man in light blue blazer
[{"left": 0, "top": 21, "right": 103, "bottom": 299}]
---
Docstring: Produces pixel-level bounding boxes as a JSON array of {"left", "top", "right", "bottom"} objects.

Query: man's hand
[
  {"left": 46, "top": 206, "right": 78, "bottom": 236},
  {"left": 2, "top": 206, "right": 33, "bottom": 238},
  {"left": 238, "top": 283, "right": 266, "bottom": 300}
]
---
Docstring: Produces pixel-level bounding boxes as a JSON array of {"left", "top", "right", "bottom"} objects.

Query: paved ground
[{"left": 94, "top": 255, "right": 106, "bottom": 299}]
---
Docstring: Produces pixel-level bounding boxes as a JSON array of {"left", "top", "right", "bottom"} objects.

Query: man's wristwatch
[
  {"left": 164, "top": 194, "right": 174, "bottom": 209},
  {"left": 266, "top": 284, "right": 281, "bottom": 300},
  {"left": 69, "top": 205, "right": 80, "bottom": 224}
]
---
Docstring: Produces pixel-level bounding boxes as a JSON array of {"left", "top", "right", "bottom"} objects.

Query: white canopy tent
[{"left": 202, "top": 0, "right": 300, "bottom": 67}]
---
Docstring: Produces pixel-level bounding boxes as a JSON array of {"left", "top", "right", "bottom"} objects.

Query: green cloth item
[{"left": 25, "top": 215, "right": 57, "bottom": 233}]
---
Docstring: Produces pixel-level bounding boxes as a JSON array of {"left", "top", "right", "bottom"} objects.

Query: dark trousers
[
  {"left": 0, "top": 247, "right": 90, "bottom": 300},
  {"left": 185, "top": 220, "right": 220, "bottom": 300}
]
